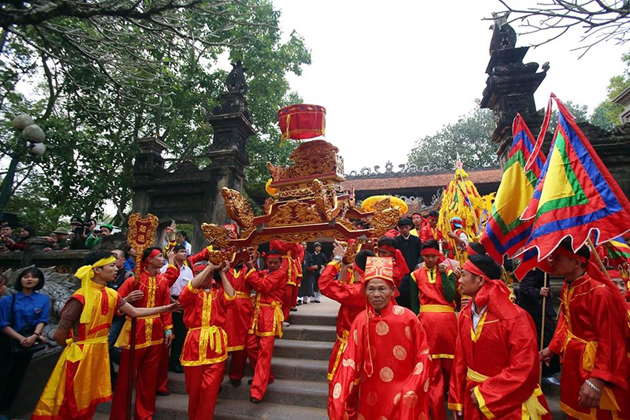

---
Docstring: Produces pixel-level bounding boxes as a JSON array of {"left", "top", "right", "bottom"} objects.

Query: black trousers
[
  {"left": 0, "top": 348, "right": 33, "bottom": 411},
  {"left": 169, "top": 309, "right": 187, "bottom": 367}
]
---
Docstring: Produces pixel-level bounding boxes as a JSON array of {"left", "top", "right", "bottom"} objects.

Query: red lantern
[{"left": 278, "top": 104, "right": 326, "bottom": 140}]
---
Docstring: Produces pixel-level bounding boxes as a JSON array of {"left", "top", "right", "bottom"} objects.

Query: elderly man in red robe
[
  {"left": 244, "top": 249, "right": 287, "bottom": 403},
  {"left": 330, "top": 256, "right": 432, "bottom": 420},
  {"left": 410, "top": 239, "right": 457, "bottom": 420},
  {"left": 318, "top": 245, "right": 374, "bottom": 415},
  {"left": 178, "top": 262, "right": 235, "bottom": 420},
  {"left": 540, "top": 239, "right": 630, "bottom": 420},
  {"left": 448, "top": 252, "right": 550, "bottom": 420}
]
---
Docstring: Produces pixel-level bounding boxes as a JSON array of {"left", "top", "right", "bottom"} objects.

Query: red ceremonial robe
[
  {"left": 225, "top": 266, "right": 254, "bottom": 381},
  {"left": 110, "top": 267, "right": 178, "bottom": 420},
  {"left": 548, "top": 273, "right": 630, "bottom": 420},
  {"left": 411, "top": 265, "right": 457, "bottom": 420},
  {"left": 244, "top": 267, "right": 287, "bottom": 401},
  {"left": 448, "top": 280, "right": 551, "bottom": 420},
  {"left": 330, "top": 302, "right": 432, "bottom": 420},
  {"left": 270, "top": 239, "right": 302, "bottom": 319},
  {"left": 179, "top": 281, "right": 235, "bottom": 420}
]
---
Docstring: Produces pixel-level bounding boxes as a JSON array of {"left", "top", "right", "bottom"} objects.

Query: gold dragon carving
[
  {"left": 201, "top": 223, "right": 232, "bottom": 249},
  {"left": 312, "top": 179, "right": 334, "bottom": 222},
  {"left": 221, "top": 188, "right": 254, "bottom": 229}
]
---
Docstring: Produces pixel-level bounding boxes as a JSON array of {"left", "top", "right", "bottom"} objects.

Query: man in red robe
[
  {"left": 178, "top": 262, "right": 235, "bottom": 420},
  {"left": 540, "top": 240, "right": 630, "bottom": 419},
  {"left": 225, "top": 262, "right": 253, "bottom": 387},
  {"left": 448, "top": 252, "right": 550, "bottom": 420},
  {"left": 318, "top": 245, "right": 374, "bottom": 415},
  {"left": 410, "top": 239, "right": 457, "bottom": 420},
  {"left": 110, "top": 248, "right": 179, "bottom": 420},
  {"left": 375, "top": 236, "right": 410, "bottom": 288},
  {"left": 419, "top": 211, "right": 452, "bottom": 256},
  {"left": 330, "top": 256, "right": 432, "bottom": 420},
  {"left": 244, "top": 250, "right": 287, "bottom": 403},
  {"left": 269, "top": 239, "right": 303, "bottom": 322}
]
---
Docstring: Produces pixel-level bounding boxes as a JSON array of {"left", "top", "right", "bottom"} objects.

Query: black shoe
[
  {"left": 157, "top": 389, "right": 170, "bottom": 396},
  {"left": 250, "top": 397, "right": 261, "bottom": 404},
  {"left": 219, "top": 386, "right": 223, "bottom": 394},
  {"left": 290, "top": 307, "right": 298, "bottom": 312},
  {"left": 169, "top": 363, "right": 184, "bottom": 374},
  {"left": 230, "top": 379, "right": 242, "bottom": 387},
  {"left": 248, "top": 379, "right": 253, "bottom": 385}
]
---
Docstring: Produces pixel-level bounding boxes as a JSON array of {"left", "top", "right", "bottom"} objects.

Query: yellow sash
[
  {"left": 234, "top": 291, "right": 251, "bottom": 299},
  {"left": 564, "top": 332, "right": 620, "bottom": 412},
  {"left": 466, "top": 367, "right": 548, "bottom": 420},
  {"left": 328, "top": 329, "right": 349, "bottom": 381},
  {"left": 114, "top": 313, "right": 161, "bottom": 348},
  {"left": 420, "top": 304, "right": 455, "bottom": 313},
  {"left": 249, "top": 295, "right": 284, "bottom": 338},
  {"left": 188, "top": 325, "right": 225, "bottom": 357}
]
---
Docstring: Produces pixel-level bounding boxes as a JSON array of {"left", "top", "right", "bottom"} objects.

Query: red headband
[
  {"left": 141, "top": 249, "right": 162, "bottom": 271},
  {"left": 379, "top": 244, "right": 396, "bottom": 253},
  {"left": 463, "top": 260, "right": 491, "bottom": 282},
  {"left": 421, "top": 248, "right": 441, "bottom": 256},
  {"left": 264, "top": 252, "right": 282, "bottom": 261},
  {"left": 550, "top": 246, "right": 588, "bottom": 263},
  {"left": 607, "top": 270, "right": 627, "bottom": 280},
  {"left": 466, "top": 244, "right": 479, "bottom": 256}
]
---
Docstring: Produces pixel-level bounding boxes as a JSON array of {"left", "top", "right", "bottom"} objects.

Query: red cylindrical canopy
[{"left": 278, "top": 104, "right": 326, "bottom": 140}]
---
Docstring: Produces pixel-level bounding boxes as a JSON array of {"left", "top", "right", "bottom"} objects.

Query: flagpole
[{"left": 539, "top": 271, "right": 547, "bottom": 384}]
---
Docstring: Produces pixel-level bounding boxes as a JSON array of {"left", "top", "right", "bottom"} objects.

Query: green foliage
[
  {"left": 0, "top": 0, "right": 311, "bottom": 225},
  {"left": 407, "top": 105, "right": 497, "bottom": 170},
  {"left": 589, "top": 51, "right": 630, "bottom": 131},
  {"left": 548, "top": 100, "right": 589, "bottom": 134}
]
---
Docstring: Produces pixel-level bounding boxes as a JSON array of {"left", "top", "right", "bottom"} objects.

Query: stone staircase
[{"left": 96, "top": 299, "right": 339, "bottom": 420}]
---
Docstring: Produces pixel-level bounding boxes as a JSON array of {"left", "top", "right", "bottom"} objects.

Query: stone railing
[{"left": 0, "top": 249, "right": 89, "bottom": 274}]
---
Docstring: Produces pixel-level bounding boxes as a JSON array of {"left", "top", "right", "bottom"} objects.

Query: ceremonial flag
[
  {"left": 518, "top": 95, "right": 630, "bottom": 262},
  {"left": 598, "top": 236, "right": 630, "bottom": 267},
  {"left": 480, "top": 113, "right": 546, "bottom": 264}
]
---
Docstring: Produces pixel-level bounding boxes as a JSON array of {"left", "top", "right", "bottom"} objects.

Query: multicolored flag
[
  {"left": 480, "top": 113, "right": 546, "bottom": 265},
  {"left": 597, "top": 236, "right": 630, "bottom": 268},
  {"left": 517, "top": 95, "right": 630, "bottom": 262}
]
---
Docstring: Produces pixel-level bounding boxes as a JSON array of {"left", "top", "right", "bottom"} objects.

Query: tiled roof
[{"left": 341, "top": 168, "right": 503, "bottom": 192}]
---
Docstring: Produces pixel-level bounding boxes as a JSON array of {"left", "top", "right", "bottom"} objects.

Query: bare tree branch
[{"left": 496, "top": 0, "right": 630, "bottom": 53}]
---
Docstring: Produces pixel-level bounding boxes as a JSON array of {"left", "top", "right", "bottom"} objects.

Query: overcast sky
[{"left": 272, "top": 0, "right": 629, "bottom": 173}]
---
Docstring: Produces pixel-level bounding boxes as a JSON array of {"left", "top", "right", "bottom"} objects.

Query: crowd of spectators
[{"left": 0, "top": 217, "right": 117, "bottom": 253}]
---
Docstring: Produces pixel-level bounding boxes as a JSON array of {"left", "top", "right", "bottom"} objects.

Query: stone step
[
  {"left": 288, "top": 311, "right": 337, "bottom": 327},
  {"left": 282, "top": 324, "right": 337, "bottom": 342},
  {"left": 97, "top": 393, "right": 329, "bottom": 420},
  {"left": 222, "top": 356, "right": 328, "bottom": 381},
  {"left": 273, "top": 338, "right": 334, "bottom": 360},
  {"left": 167, "top": 374, "right": 327, "bottom": 408}
]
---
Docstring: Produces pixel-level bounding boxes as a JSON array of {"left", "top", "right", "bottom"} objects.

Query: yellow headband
[{"left": 74, "top": 256, "right": 117, "bottom": 323}]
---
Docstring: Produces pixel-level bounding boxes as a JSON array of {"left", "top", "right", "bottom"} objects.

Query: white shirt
[
  {"left": 161, "top": 262, "right": 192, "bottom": 296},
  {"left": 471, "top": 302, "right": 488, "bottom": 333},
  {"left": 183, "top": 241, "right": 192, "bottom": 256}
]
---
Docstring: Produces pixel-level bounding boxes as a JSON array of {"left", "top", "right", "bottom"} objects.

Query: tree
[
  {"left": 548, "top": 100, "right": 589, "bottom": 134},
  {"left": 0, "top": 0, "right": 311, "bottom": 226},
  {"left": 499, "top": 0, "right": 630, "bottom": 56},
  {"left": 407, "top": 105, "right": 498, "bottom": 171},
  {"left": 590, "top": 50, "right": 630, "bottom": 130}
]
